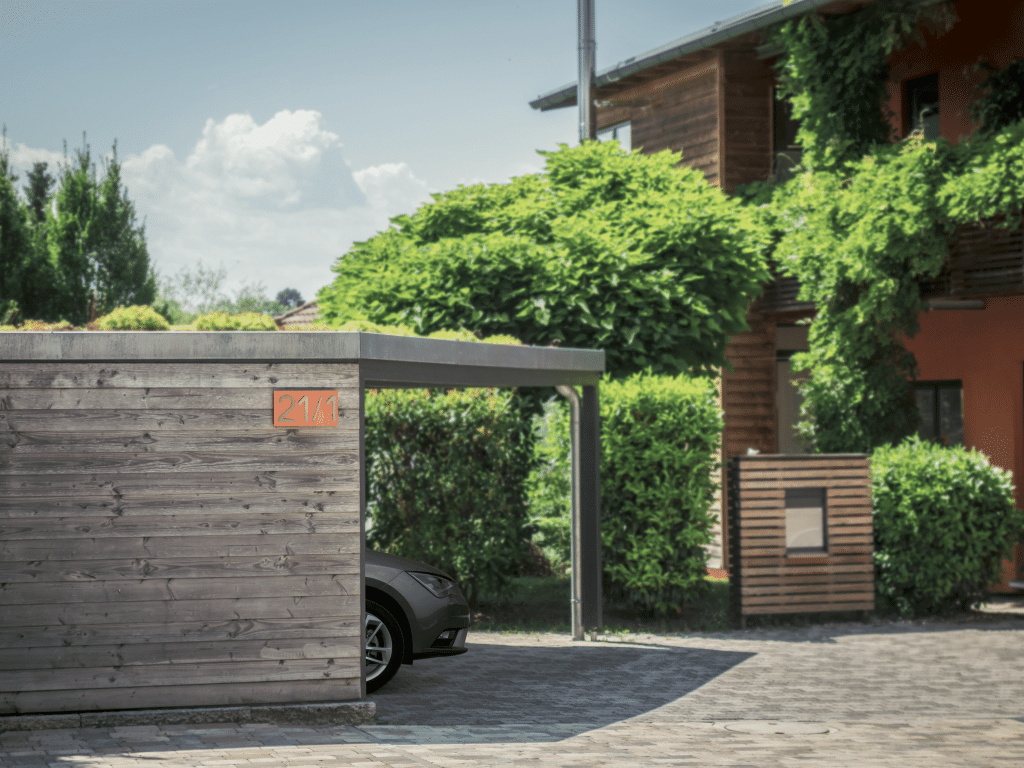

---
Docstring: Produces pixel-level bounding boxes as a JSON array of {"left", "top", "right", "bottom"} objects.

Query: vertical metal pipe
[
  {"left": 577, "top": 0, "right": 596, "bottom": 143},
  {"left": 580, "top": 384, "right": 602, "bottom": 631},
  {"left": 556, "top": 385, "right": 584, "bottom": 641}
]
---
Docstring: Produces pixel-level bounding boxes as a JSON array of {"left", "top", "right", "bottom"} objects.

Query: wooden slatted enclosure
[
  {"left": 921, "top": 216, "right": 1024, "bottom": 299},
  {"left": 727, "top": 454, "right": 874, "bottom": 627},
  {"left": 0, "top": 361, "right": 362, "bottom": 714}
]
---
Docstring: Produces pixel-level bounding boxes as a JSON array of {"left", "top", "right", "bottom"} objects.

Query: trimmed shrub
[
  {"left": 872, "top": 436, "right": 1024, "bottom": 617},
  {"left": 96, "top": 305, "right": 171, "bottom": 331},
  {"left": 365, "top": 387, "right": 534, "bottom": 606},
  {"left": 528, "top": 371, "right": 723, "bottom": 614},
  {"left": 194, "top": 311, "right": 277, "bottom": 331},
  {"left": 11, "top": 319, "right": 79, "bottom": 331}
]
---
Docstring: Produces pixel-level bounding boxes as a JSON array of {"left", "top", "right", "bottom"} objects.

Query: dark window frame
[
  {"left": 904, "top": 72, "right": 940, "bottom": 139},
  {"left": 914, "top": 379, "right": 963, "bottom": 446}
]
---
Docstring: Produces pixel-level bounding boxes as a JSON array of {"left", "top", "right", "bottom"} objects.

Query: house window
[
  {"left": 597, "top": 121, "right": 631, "bottom": 151},
  {"left": 785, "top": 487, "right": 827, "bottom": 555},
  {"left": 773, "top": 89, "right": 801, "bottom": 180},
  {"left": 914, "top": 381, "right": 963, "bottom": 446},
  {"left": 906, "top": 73, "right": 940, "bottom": 139}
]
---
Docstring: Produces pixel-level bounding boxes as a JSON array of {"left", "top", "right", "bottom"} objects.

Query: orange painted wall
[
  {"left": 905, "top": 297, "right": 1024, "bottom": 591},
  {"left": 885, "top": 0, "right": 1024, "bottom": 142}
]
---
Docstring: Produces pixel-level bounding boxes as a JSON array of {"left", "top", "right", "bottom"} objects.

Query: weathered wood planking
[
  {"left": 0, "top": 495, "right": 360, "bottom": 518},
  {"left": 2, "top": 594, "right": 360, "bottom": 627},
  {"left": 0, "top": 678, "right": 359, "bottom": 715},
  {"left": 0, "top": 511, "right": 359, "bottom": 540},
  {"left": 0, "top": 638, "right": 361, "bottom": 671},
  {"left": 0, "top": 657, "right": 360, "bottom": 693},
  {"left": 0, "top": 533, "right": 360, "bottom": 561},
  {"left": 0, "top": 450, "right": 358, "bottom": 474},
  {"left": 0, "top": 387, "right": 360, "bottom": 411},
  {"left": 0, "top": 554, "right": 360, "bottom": 584},
  {"left": 728, "top": 454, "right": 874, "bottom": 622},
  {"left": 1, "top": 617, "right": 361, "bottom": 649},
  {"left": 0, "top": 574, "right": 359, "bottom": 605},
  {"left": 0, "top": 362, "right": 359, "bottom": 389},
  {"left": 0, "top": 469, "right": 358, "bottom": 497},
  {"left": 4, "top": 429, "right": 359, "bottom": 453},
  {"left": 0, "top": 409, "right": 354, "bottom": 432},
  {"left": 0, "top": 359, "right": 363, "bottom": 712}
]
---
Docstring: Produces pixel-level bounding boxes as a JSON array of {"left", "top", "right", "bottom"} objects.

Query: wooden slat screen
[
  {"left": 728, "top": 454, "right": 874, "bottom": 626},
  {"left": 922, "top": 217, "right": 1024, "bottom": 299},
  {"left": 0, "top": 362, "right": 362, "bottom": 714}
]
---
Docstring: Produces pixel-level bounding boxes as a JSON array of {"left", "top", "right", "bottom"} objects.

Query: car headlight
[{"left": 410, "top": 572, "right": 459, "bottom": 599}]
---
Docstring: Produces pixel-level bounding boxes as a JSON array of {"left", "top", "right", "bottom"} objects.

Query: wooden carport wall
[{"left": 0, "top": 332, "right": 604, "bottom": 715}]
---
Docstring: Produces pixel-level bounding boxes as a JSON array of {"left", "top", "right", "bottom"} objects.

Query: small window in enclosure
[
  {"left": 597, "top": 120, "right": 631, "bottom": 151},
  {"left": 915, "top": 381, "right": 963, "bottom": 446},
  {"left": 906, "top": 73, "right": 940, "bottom": 139},
  {"left": 785, "top": 487, "right": 827, "bottom": 555}
]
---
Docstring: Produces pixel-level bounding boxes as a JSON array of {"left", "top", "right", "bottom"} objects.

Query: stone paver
[{"left": 2, "top": 610, "right": 1022, "bottom": 767}]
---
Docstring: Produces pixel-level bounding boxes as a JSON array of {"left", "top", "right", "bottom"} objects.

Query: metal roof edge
[
  {"left": 0, "top": 331, "right": 605, "bottom": 372},
  {"left": 529, "top": 0, "right": 842, "bottom": 112}
]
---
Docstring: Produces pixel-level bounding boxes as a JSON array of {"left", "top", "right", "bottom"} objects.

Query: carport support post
[{"left": 556, "top": 384, "right": 602, "bottom": 640}]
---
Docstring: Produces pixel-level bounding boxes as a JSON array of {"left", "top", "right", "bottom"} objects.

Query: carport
[{"left": 0, "top": 331, "right": 604, "bottom": 714}]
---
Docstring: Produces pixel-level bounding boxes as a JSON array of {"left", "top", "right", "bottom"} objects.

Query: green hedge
[
  {"left": 872, "top": 437, "right": 1024, "bottom": 617},
  {"left": 528, "top": 371, "right": 722, "bottom": 613},
  {"left": 364, "top": 387, "right": 534, "bottom": 606},
  {"left": 96, "top": 305, "right": 171, "bottom": 330}
]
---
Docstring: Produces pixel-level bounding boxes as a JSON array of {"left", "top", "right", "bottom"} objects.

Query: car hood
[{"left": 365, "top": 549, "right": 454, "bottom": 580}]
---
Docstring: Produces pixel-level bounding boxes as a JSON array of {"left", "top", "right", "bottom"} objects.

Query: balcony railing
[
  {"left": 757, "top": 216, "right": 1024, "bottom": 314},
  {"left": 920, "top": 216, "right": 1024, "bottom": 299}
]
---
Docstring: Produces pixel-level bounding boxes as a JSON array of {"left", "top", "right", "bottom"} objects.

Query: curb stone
[{"left": 0, "top": 701, "right": 375, "bottom": 733}]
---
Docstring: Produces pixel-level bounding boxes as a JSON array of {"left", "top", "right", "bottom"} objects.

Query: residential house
[
  {"left": 274, "top": 299, "right": 322, "bottom": 329},
  {"left": 531, "top": 0, "right": 1024, "bottom": 588}
]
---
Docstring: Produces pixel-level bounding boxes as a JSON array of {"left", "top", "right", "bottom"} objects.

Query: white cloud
[{"left": 47, "top": 109, "right": 433, "bottom": 305}]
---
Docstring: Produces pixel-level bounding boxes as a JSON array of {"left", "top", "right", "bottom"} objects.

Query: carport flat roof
[{"left": 0, "top": 332, "right": 605, "bottom": 387}]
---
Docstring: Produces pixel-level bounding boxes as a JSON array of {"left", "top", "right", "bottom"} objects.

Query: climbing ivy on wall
[
  {"left": 763, "top": 1, "right": 1024, "bottom": 453},
  {"left": 771, "top": 0, "right": 957, "bottom": 170}
]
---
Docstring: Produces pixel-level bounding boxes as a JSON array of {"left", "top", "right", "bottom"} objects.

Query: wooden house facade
[{"left": 532, "top": 0, "right": 1024, "bottom": 584}]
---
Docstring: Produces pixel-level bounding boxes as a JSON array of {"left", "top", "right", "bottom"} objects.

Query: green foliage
[
  {"left": 194, "top": 310, "right": 278, "bottom": 330},
  {"left": 773, "top": 136, "right": 950, "bottom": 451},
  {"left": 96, "top": 305, "right": 171, "bottom": 331},
  {"left": 0, "top": 133, "right": 58, "bottom": 324},
  {"left": 972, "top": 59, "right": 1024, "bottom": 136},
  {"left": 770, "top": 0, "right": 957, "bottom": 169},
  {"left": 872, "top": 437, "right": 1024, "bottom": 617},
  {"left": 525, "top": 398, "right": 573, "bottom": 575},
  {"left": 318, "top": 140, "right": 769, "bottom": 378},
  {"left": 14, "top": 319, "right": 79, "bottom": 331},
  {"left": 527, "top": 372, "right": 722, "bottom": 614},
  {"left": 47, "top": 137, "right": 157, "bottom": 324},
  {"left": 939, "top": 119, "right": 1024, "bottom": 225},
  {"left": 155, "top": 261, "right": 288, "bottom": 324},
  {"left": 364, "top": 387, "right": 534, "bottom": 606},
  {"left": 275, "top": 287, "right": 304, "bottom": 309}
]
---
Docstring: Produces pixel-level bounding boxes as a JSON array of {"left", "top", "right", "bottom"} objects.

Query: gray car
[{"left": 364, "top": 550, "right": 471, "bottom": 692}]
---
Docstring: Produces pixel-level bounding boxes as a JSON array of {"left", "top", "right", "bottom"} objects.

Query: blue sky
[{"left": 2, "top": 0, "right": 769, "bottom": 306}]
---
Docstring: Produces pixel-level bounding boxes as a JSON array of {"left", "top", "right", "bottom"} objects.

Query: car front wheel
[{"left": 365, "top": 600, "right": 404, "bottom": 693}]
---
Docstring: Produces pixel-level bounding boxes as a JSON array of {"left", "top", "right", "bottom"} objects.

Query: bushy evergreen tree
[{"left": 48, "top": 137, "right": 156, "bottom": 324}]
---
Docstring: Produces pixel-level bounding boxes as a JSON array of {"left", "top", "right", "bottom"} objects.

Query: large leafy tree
[
  {"left": 318, "top": 141, "right": 769, "bottom": 378},
  {"left": 48, "top": 138, "right": 156, "bottom": 325}
]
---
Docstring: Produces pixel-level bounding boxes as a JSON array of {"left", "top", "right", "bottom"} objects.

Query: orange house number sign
[{"left": 273, "top": 390, "right": 339, "bottom": 427}]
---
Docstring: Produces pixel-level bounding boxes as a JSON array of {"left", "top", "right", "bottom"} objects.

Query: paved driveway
[{"left": 3, "top": 610, "right": 1023, "bottom": 767}]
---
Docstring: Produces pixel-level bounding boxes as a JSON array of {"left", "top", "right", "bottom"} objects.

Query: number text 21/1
[{"left": 273, "top": 390, "right": 340, "bottom": 427}]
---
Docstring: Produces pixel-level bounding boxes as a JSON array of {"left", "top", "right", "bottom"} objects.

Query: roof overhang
[
  {"left": 529, "top": 0, "right": 860, "bottom": 112},
  {"left": 0, "top": 332, "right": 606, "bottom": 388}
]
